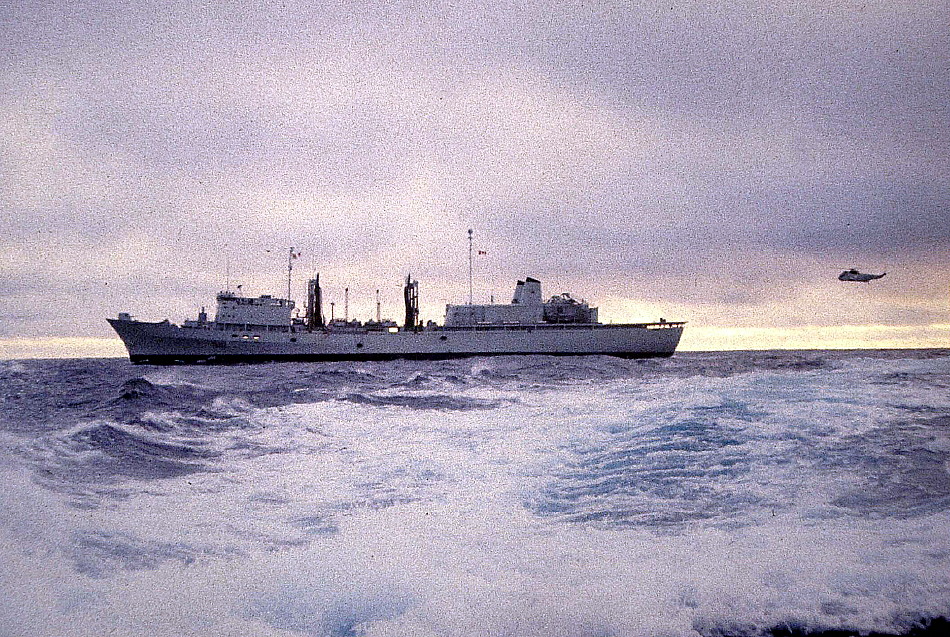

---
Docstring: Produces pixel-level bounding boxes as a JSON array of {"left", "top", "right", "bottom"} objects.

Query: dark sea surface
[{"left": 1, "top": 350, "right": 949, "bottom": 636}]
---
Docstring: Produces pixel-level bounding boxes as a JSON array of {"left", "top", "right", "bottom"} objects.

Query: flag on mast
[{"left": 288, "top": 247, "right": 302, "bottom": 270}]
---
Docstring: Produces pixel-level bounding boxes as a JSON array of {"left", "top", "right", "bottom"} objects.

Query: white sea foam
[{"left": 2, "top": 354, "right": 950, "bottom": 635}]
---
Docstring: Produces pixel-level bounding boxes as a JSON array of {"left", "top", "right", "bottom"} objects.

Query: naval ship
[{"left": 108, "top": 274, "right": 684, "bottom": 364}]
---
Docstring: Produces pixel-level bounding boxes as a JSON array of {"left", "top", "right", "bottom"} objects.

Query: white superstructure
[
  {"left": 446, "top": 278, "right": 543, "bottom": 326},
  {"left": 213, "top": 292, "right": 294, "bottom": 327},
  {"left": 445, "top": 278, "right": 601, "bottom": 327}
]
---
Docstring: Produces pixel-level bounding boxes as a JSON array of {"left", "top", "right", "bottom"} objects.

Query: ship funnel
[
  {"left": 306, "top": 275, "right": 325, "bottom": 329},
  {"left": 521, "top": 277, "right": 542, "bottom": 305},
  {"left": 512, "top": 280, "right": 525, "bottom": 304},
  {"left": 403, "top": 274, "right": 419, "bottom": 329}
]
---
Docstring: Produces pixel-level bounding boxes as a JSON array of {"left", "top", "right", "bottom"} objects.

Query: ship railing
[{"left": 438, "top": 321, "right": 684, "bottom": 332}]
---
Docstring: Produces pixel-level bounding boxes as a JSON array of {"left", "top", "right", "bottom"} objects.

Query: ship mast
[
  {"left": 287, "top": 247, "right": 294, "bottom": 304},
  {"left": 306, "top": 274, "right": 325, "bottom": 329},
  {"left": 403, "top": 274, "right": 419, "bottom": 329},
  {"left": 468, "top": 229, "right": 473, "bottom": 305}
]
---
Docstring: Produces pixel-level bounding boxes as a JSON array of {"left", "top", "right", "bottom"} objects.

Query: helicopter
[{"left": 838, "top": 269, "right": 886, "bottom": 282}]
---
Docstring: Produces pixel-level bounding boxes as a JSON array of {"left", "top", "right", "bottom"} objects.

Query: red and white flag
[{"left": 289, "top": 248, "right": 302, "bottom": 270}]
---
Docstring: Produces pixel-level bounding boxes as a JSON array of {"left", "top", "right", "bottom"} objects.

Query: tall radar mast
[{"left": 468, "top": 229, "right": 474, "bottom": 305}]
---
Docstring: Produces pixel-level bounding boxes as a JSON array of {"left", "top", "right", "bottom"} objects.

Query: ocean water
[{"left": 1, "top": 350, "right": 949, "bottom": 637}]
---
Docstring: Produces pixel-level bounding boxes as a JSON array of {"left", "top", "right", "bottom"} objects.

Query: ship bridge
[{"left": 214, "top": 292, "right": 294, "bottom": 328}]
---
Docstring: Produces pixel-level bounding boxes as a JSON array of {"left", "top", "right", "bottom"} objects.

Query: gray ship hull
[{"left": 108, "top": 318, "right": 684, "bottom": 365}]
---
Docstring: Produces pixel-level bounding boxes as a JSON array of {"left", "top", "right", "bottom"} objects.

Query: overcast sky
[{"left": 1, "top": 0, "right": 948, "bottom": 355}]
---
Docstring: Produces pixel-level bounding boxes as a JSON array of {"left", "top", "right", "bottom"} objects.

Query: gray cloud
[{"left": 1, "top": 0, "right": 948, "bottom": 341}]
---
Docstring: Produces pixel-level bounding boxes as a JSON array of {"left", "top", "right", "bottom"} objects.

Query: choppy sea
[{"left": 1, "top": 350, "right": 949, "bottom": 637}]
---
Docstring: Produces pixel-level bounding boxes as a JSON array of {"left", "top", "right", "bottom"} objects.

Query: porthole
[
  {"left": 356, "top": 343, "right": 364, "bottom": 348},
  {"left": 439, "top": 335, "right": 447, "bottom": 341}
]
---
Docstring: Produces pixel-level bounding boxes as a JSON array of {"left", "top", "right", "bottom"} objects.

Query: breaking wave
[
  {"left": 29, "top": 421, "right": 218, "bottom": 486},
  {"left": 342, "top": 391, "right": 506, "bottom": 411}
]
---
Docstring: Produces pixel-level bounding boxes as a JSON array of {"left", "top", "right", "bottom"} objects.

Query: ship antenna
[
  {"left": 287, "top": 247, "right": 294, "bottom": 304},
  {"left": 345, "top": 287, "right": 349, "bottom": 322},
  {"left": 225, "top": 254, "right": 230, "bottom": 293},
  {"left": 468, "top": 229, "right": 473, "bottom": 305},
  {"left": 376, "top": 289, "right": 381, "bottom": 323}
]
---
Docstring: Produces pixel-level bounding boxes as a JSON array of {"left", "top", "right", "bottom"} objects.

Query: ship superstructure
[
  {"left": 109, "top": 272, "right": 684, "bottom": 364},
  {"left": 444, "top": 278, "right": 599, "bottom": 327}
]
